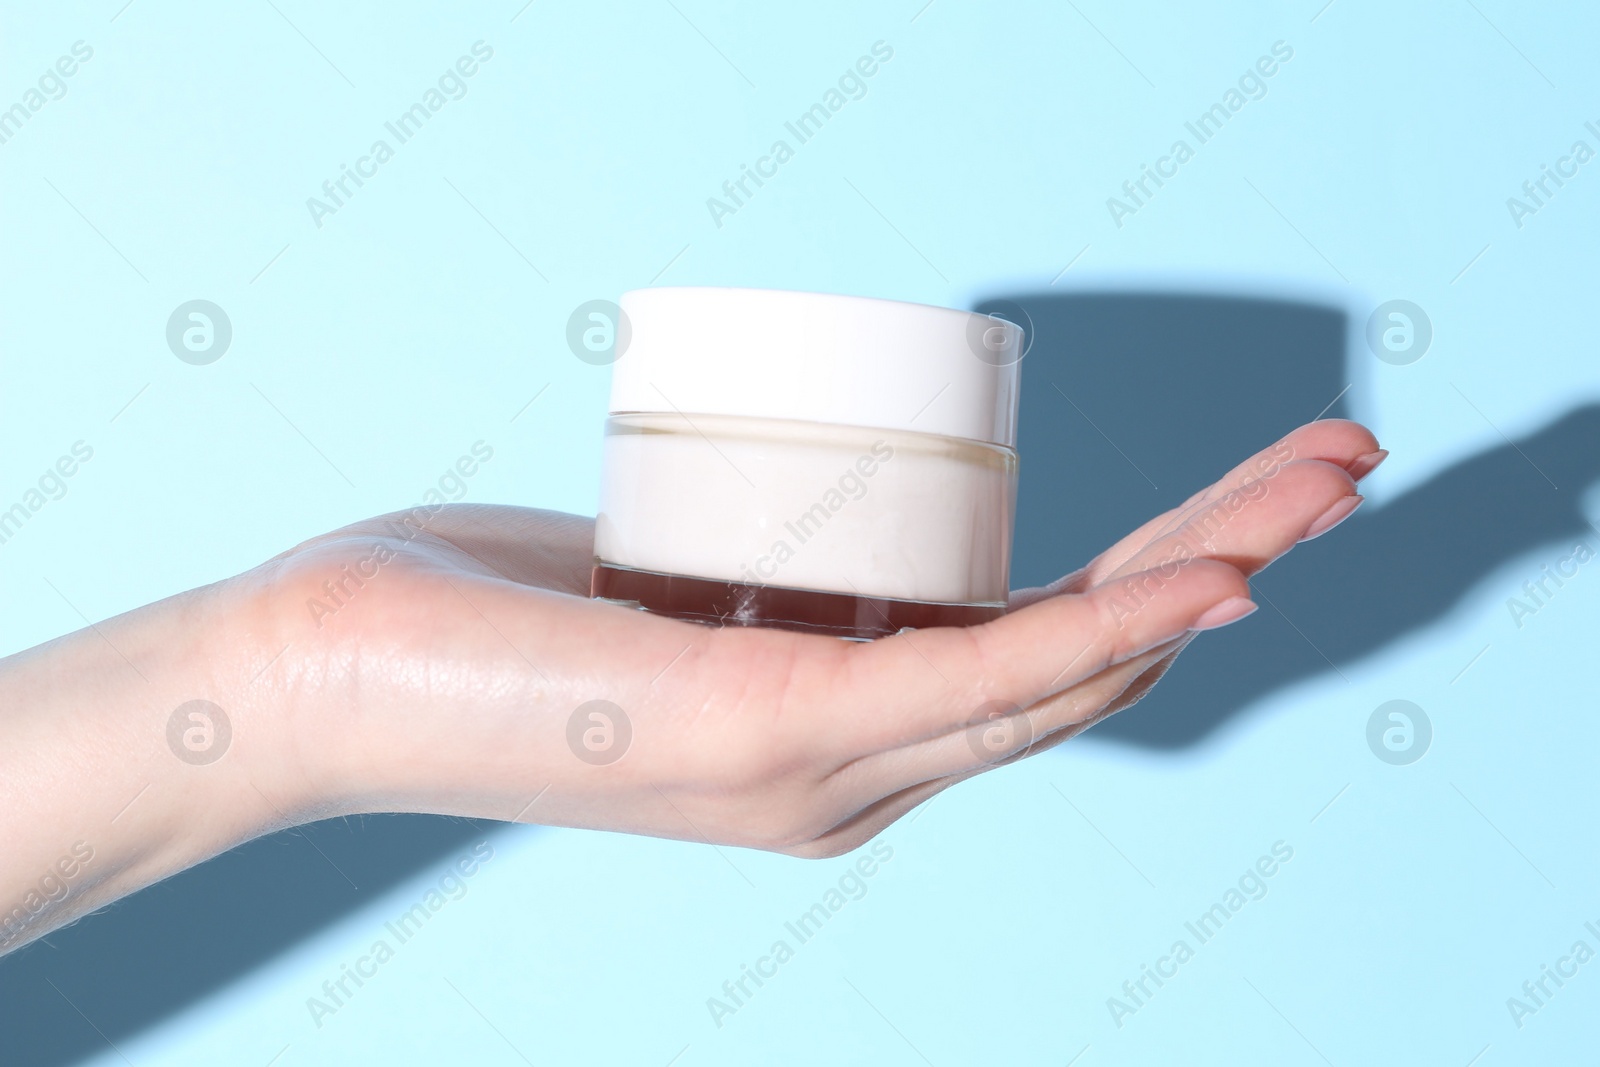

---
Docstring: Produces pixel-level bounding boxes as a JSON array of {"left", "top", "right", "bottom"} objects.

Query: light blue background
[{"left": 2, "top": 0, "right": 1597, "bottom": 1063}]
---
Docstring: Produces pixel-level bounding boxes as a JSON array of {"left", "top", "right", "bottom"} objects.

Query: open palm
[{"left": 235, "top": 419, "right": 1380, "bottom": 858}]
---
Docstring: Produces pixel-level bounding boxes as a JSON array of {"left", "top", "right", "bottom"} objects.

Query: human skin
[{"left": 0, "top": 419, "right": 1382, "bottom": 955}]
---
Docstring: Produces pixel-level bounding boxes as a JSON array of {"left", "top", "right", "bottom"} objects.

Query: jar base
[{"left": 590, "top": 562, "right": 1004, "bottom": 641}]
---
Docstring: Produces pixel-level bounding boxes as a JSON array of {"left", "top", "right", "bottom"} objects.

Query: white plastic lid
[{"left": 610, "top": 287, "right": 1024, "bottom": 447}]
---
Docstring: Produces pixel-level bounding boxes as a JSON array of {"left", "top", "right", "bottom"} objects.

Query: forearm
[{"left": 0, "top": 581, "right": 300, "bottom": 955}]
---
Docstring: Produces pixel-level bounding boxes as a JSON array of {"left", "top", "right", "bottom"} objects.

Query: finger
[
  {"left": 977, "top": 640, "right": 1191, "bottom": 760},
  {"left": 1139, "top": 419, "right": 1378, "bottom": 548},
  {"left": 826, "top": 636, "right": 1185, "bottom": 799},
  {"left": 984, "top": 637, "right": 1192, "bottom": 755},
  {"left": 818, "top": 638, "right": 1193, "bottom": 841},
  {"left": 1031, "top": 641, "right": 1189, "bottom": 748},
  {"left": 830, "top": 558, "right": 1252, "bottom": 756},
  {"left": 790, "top": 771, "right": 978, "bottom": 858},
  {"left": 1155, "top": 418, "right": 1377, "bottom": 525},
  {"left": 1010, "top": 419, "right": 1379, "bottom": 608},
  {"left": 814, "top": 638, "right": 1193, "bottom": 846},
  {"left": 806, "top": 636, "right": 1183, "bottom": 850},
  {"left": 1101, "top": 643, "right": 1187, "bottom": 716},
  {"left": 1102, "top": 458, "right": 1359, "bottom": 584}
]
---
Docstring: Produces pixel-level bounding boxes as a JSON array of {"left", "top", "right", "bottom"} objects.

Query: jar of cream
[{"left": 591, "top": 287, "right": 1023, "bottom": 640}]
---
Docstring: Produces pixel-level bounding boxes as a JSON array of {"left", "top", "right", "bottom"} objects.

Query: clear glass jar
[{"left": 589, "top": 287, "right": 1024, "bottom": 640}]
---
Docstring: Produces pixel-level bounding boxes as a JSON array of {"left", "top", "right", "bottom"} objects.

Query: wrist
[
  {"left": 224, "top": 541, "right": 440, "bottom": 821},
  {"left": 96, "top": 580, "right": 313, "bottom": 857},
  {"left": 0, "top": 578, "right": 311, "bottom": 951}
]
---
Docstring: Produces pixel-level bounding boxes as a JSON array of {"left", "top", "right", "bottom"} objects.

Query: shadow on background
[
  {"left": 981, "top": 291, "right": 1600, "bottom": 748},
  {"left": 0, "top": 814, "right": 502, "bottom": 1066},
  {"left": 5, "top": 290, "right": 1599, "bottom": 1066}
]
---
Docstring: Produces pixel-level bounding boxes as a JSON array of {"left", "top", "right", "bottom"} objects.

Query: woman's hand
[
  {"left": 0, "top": 418, "right": 1380, "bottom": 954},
  {"left": 235, "top": 418, "right": 1381, "bottom": 856}
]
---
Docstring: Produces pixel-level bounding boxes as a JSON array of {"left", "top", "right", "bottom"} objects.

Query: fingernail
[
  {"left": 1346, "top": 449, "right": 1389, "bottom": 482},
  {"left": 1190, "top": 596, "right": 1258, "bottom": 631},
  {"left": 1299, "top": 494, "right": 1364, "bottom": 543}
]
